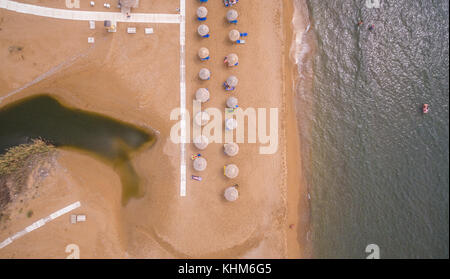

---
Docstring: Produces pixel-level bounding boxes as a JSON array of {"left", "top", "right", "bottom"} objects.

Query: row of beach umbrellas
[{"left": 194, "top": 0, "right": 241, "bottom": 202}]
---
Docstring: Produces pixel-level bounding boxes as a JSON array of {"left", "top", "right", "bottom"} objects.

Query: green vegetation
[
  {"left": 0, "top": 139, "right": 55, "bottom": 176},
  {"left": 0, "top": 139, "right": 55, "bottom": 213}
]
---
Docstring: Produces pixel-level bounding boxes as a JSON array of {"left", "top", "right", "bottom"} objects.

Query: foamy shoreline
[{"left": 284, "top": 0, "right": 315, "bottom": 258}]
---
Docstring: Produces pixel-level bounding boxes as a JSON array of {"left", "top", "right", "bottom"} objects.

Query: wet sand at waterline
[{"left": 0, "top": 1, "right": 308, "bottom": 258}]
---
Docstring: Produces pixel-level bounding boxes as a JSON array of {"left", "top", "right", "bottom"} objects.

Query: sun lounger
[
  {"left": 127, "top": 27, "right": 137, "bottom": 34},
  {"left": 76, "top": 215, "right": 86, "bottom": 222},
  {"left": 192, "top": 175, "right": 202, "bottom": 181}
]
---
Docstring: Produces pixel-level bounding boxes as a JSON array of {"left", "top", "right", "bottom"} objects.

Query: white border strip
[
  {"left": 0, "top": 201, "right": 81, "bottom": 249},
  {"left": 0, "top": 0, "right": 181, "bottom": 23},
  {"left": 179, "top": 0, "right": 186, "bottom": 197}
]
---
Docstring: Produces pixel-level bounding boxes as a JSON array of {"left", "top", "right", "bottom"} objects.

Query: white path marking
[
  {"left": 179, "top": 0, "right": 186, "bottom": 197},
  {"left": 0, "top": 201, "right": 81, "bottom": 249},
  {"left": 0, "top": 0, "right": 181, "bottom": 23},
  {"left": 0, "top": 0, "right": 188, "bottom": 197}
]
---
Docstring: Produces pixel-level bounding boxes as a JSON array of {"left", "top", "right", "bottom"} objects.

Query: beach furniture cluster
[
  {"left": 87, "top": 1, "right": 154, "bottom": 38},
  {"left": 193, "top": 0, "right": 244, "bottom": 202},
  {"left": 70, "top": 214, "right": 86, "bottom": 224}
]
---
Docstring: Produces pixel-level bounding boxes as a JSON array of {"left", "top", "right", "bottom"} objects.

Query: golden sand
[{"left": 0, "top": 0, "right": 308, "bottom": 258}]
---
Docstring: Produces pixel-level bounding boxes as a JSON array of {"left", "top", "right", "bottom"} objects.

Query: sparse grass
[
  {"left": 0, "top": 139, "right": 54, "bottom": 177},
  {"left": 0, "top": 139, "right": 55, "bottom": 213}
]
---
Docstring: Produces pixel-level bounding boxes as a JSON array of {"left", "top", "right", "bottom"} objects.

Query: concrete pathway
[
  {"left": 0, "top": 0, "right": 181, "bottom": 23},
  {"left": 0, "top": 0, "right": 188, "bottom": 197}
]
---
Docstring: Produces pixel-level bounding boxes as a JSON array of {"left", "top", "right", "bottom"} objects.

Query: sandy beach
[{"left": 0, "top": 0, "right": 309, "bottom": 258}]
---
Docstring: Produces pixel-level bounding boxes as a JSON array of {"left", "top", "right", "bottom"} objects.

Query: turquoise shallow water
[{"left": 295, "top": 0, "right": 449, "bottom": 258}]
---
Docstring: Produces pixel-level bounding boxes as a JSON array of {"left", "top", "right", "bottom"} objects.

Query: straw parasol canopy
[
  {"left": 226, "top": 76, "right": 239, "bottom": 87},
  {"left": 226, "top": 9, "right": 238, "bottom": 21},
  {"left": 226, "top": 53, "right": 239, "bottom": 67},
  {"left": 193, "top": 135, "right": 209, "bottom": 150},
  {"left": 197, "top": 6, "right": 208, "bottom": 18},
  {"left": 199, "top": 68, "right": 211, "bottom": 80},
  {"left": 193, "top": 157, "right": 207, "bottom": 172},
  {"left": 226, "top": 96, "right": 238, "bottom": 108},
  {"left": 229, "top": 29, "right": 240, "bottom": 42},
  {"left": 195, "top": 88, "right": 210, "bottom": 103},
  {"left": 225, "top": 118, "right": 238, "bottom": 130},
  {"left": 198, "top": 24, "right": 209, "bottom": 36},
  {"left": 198, "top": 47, "right": 210, "bottom": 59},
  {"left": 224, "top": 164, "right": 239, "bottom": 179},
  {"left": 224, "top": 143, "right": 239, "bottom": 157},
  {"left": 195, "top": 111, "right": 210, "bottom": 126},
  {"left": 224, "top": 186, "right": 239, "bottom": 202}
]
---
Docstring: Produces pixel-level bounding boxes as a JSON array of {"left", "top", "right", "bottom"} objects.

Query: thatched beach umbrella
[
  {"left": 198, "top": 47, "right": 210, "bottom": 60},
  {"left": 226, "top": 9, "right": 238, "bottom": 22},
  {"left": 224, "top": 186, "right": 239, "bottom": 202},
  {"left": 225, "top": 53, "right": 239, "bottom": 67},
  {"left": 226, "top": 76, "right": 239, "bottom": 87},
  {"left": 224, "top": 143, "right": 239, "bottom": 157},
  {"left": 225, "top": 118, "right": 238, "bottom": 130},
  {"left": 226, "top": 96, "right": 238, "bottom": 108},
  {"left": 199, "top": 68, "right": 211, "bottom": 80},
  {"left": 193, "top": 157, "right": 207, "bottom": 172},
  {"left": 195, "top": 111, "right": 210, "bottom": 126},
  {"left": 229, "top": 29, "right": 240, "bottom": 42},
  {"left": 197, "top": 6, "right": 208, "bottom": 18},
  {"left": 224, "top": 164, "right": 239, "bottom": 179},
  {"left": 198, "top": 24, "right": 209, "bottom": 37},
  {"left": 193, "top": 135, "right": 209, "bottom": 150},
  {"left": 195, "top": 88, "right": 210, "bottom": 103}
]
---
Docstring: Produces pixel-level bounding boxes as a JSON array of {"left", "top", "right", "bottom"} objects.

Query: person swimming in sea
[{"left": 368, "top": 24, "right": 375, "bottom": 31}]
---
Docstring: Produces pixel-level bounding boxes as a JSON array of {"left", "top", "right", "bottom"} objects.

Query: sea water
[{"left": 293, "top": 0, "right": 449, "bottom": 258}]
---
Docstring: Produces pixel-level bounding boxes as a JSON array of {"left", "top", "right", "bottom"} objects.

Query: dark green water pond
[{"left": 0, "top": 94, "right": 156, "bottom": 205}]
